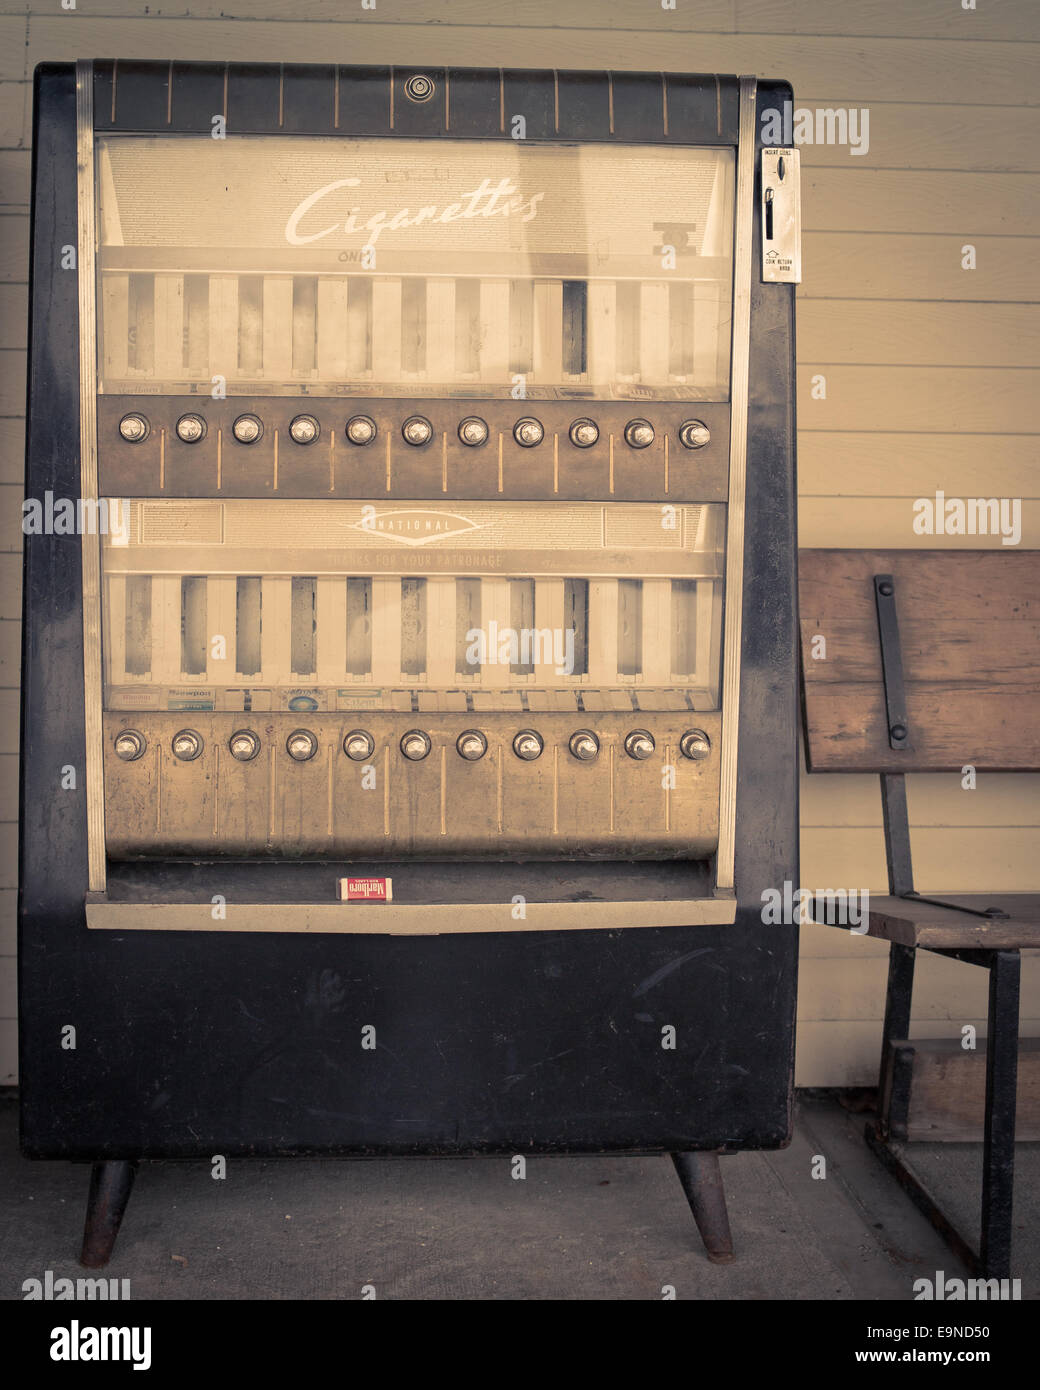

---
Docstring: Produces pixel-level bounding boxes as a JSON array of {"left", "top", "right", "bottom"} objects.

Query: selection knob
[
  {"left": 625, "top": 730, "right": 656, "bottom": 760},
  {"left": 456, "top": 730, "right": 488, "bottom": 761},
  {"left": 118, "top": 413, "right": 149, "bottom": 443},
  {"left": 345, "top": 415, "right": 377, "bottom": 446},
  {"left": 343, "top": 730, "right": 375, "bottom": 761},
  {"left": 175, "top": 413, "right": 206, "bottom": 444},
  {"left": 228, "top": 729, "right": 261, "bottom": 762},
  {"left": 289, "top": 414, "right": 320, "bottom": 445},
  {"left": 286, "top": 729, "right": 318, "bottom": 761},
  {"left": 400, "top": 729, "right": 432, "bottom": 761},
  {"left": 569, "top": 730, "right": 600, "bottom": 761},
  {"left": 679, "top": 729, "right": 712, "bottom": 761},
  {"left": 569, "top": 418, "right": 599, "bottom": 448},
  {"left": 512, "top": 730, "right": 543, "bottom": 761},
  {"left": 513, "top": 417, "right": 544, "bottom": 448},
  {"left": 624, "top": 419, "right": 655, "bottom": 449},
  {"left": 402, "top": 415, "right": 433, "bottom": 447},
  {"left": 113, "top": 730, "right": 146, "bottom": 762},
  {"left": 171, "top": 729, "right": 203, "bottom": 761},
  {"left": 458, "top": 416, "right": 489, "bottom": 447},
  {"left": 232, "top": 413, "right": 263, "bottom": 444},
  {"left": 679, "top": 419, "right": 711, "bottom": 449}
]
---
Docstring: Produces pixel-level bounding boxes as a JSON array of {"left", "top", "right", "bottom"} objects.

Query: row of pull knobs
[
  {"left": 114, "top": 728, "right": 713, "bottom": 763},
  {"left": 119, "top": 412, "right": 711, "bottom": 451}
]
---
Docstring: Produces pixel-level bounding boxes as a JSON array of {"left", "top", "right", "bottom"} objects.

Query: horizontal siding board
[
  {"left": 0, "top": 1017, "right": 15, "bottom": 1085},
  {"left": 0, "top": 285, "right": 26, "bottom": 348},
  {"left": 0, "top": 888, "right": 13, "bottom": 955},
  {"left": 803, "top": 233, "right": 1038, "bottom": 301},
  {"left": 795, "top": 103, "right": 1040, "bottom": 173},
  {"left": 798, "top": 366, "right": 1040, "bottom": 433},
  {"left": 0, "top": 752, "right": 15, "bottom": 820},
  {"left": 0, "top": 419, "right": 25, "bottom": 486},
  {"left": 799, "top": 498, "right": 1040, "bottom": 549},
  {"left": 0, "top": 622, "right": 19, "bottom": 687},
  {"left": 0, "top": 212, "right": 27, "bottom": 278},
  {"left": 0, "top": 351, "right": 25, "bottom": 418},
  {"left": 798, "top": 302, "right": 1040, "bottom": 367},
  {"left": 27, "top": 1, "right": 1039, "bottom": 43},
  {"left": 801, "top": 769, "right": 1040, "bottom": 828},
  {"left": 799, "top": 433, "right": 1040, "bottom": 497},
  {"left": 804, "top": 169, "right": 1038, "bottom": 235},
  {"left": 0, "top": 689, "right": 18, "bottom": 758},
  {"left": 0, "top": 555, "right": 21, "bottom": 619},
  {"left": 0, "top": 79, "right": 27, "bottom": 149},
  {"left": 0, "top": 152, "right": 29, "bottom": 207},
  {"left": 0, "top": 20, "right": 25, "bottom": 86},
  {"left": 796, "top": 1019, "right": 1040, "bottom": 1087},
  {"left": 802, "top": 826, "right": 1040, "bottom": 893},
  {"left": 18, "top": 23, "right": 1040, "bottom": 106},
  {"left": 799, "top": 952, "right": 1040, "bottom": 1022},
  {"left": 0, "top": 482, "right": 25, "bottom": 551},
  {"left": 0, "top": 820, "right": 14, "bottom": 885}
]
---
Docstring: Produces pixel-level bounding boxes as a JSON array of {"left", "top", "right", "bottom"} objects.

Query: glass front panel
[
  {"left": 96, "top": 136, "right": 735, "bottom": 401},
  {"left": 100, "top": 499, "right": 725, "bottom": 714}
]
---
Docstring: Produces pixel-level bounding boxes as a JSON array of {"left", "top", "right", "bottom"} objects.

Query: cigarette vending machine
[{"left": 21, "top": 61, "right": 799, "bottom": 1268}]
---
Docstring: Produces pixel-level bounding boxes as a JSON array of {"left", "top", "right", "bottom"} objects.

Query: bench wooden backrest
[{"left": 799, "top": 550, "right": 1040, "bottom": 773}]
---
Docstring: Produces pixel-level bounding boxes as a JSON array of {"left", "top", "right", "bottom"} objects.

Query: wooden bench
[{"left": 799, "top": 549, "right": 1040, "bottom": 1280}]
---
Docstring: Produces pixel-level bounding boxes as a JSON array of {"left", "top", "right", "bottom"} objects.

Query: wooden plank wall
[{"left": 0, "top": 1, "right": 1037, "bottom": 1085}]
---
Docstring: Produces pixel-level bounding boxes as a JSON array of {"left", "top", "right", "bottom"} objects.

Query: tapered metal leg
[
  {"left": 79, "top": 1160, "right": 137, "bottom": 1269},
  {"left": 671, "top": 1151, "right": 735, "bottom": 1263}
]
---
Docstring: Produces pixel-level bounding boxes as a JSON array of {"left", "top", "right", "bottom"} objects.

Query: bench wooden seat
[
  {"left": 821, "top": 894, "right": 1040, "bottom": 950},
  {"left": 799, "top": 548, "right": 1040, "bottom": 1281}
]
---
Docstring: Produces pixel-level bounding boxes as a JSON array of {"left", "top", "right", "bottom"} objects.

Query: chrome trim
[
  {"left": 76, "top": 60, "right": 107, "bottom": 893},
  {"left": 715, "top": 75, "right": 757, "bottom": 894}
]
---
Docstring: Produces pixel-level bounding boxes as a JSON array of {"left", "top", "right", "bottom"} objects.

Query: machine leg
[
  {"left": 671, "top": 1150, "right": 735, "bottom": 1263},
  {"left": 79, "top": 1160, "right": 137, "bottom": 1269}
]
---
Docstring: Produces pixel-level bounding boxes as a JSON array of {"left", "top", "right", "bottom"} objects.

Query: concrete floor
[{"left": 1, "top": 1092, "right": 1036, "bottom": 1300}]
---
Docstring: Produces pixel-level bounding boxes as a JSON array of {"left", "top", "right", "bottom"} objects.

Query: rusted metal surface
[
  {"left": 80, "top": 1160, "right": 137, "bottom": 1269},
  {"left": 671, "top": 1151, "right": 735, "bottom": 1263}
]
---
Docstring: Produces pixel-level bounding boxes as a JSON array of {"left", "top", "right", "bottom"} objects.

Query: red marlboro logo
[{"left": 338, "top": 877, "right": 393, "bottom": 903}]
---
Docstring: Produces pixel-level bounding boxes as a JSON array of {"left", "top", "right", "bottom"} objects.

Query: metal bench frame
[{"left": 848, "top": 573, "right": 1021, "bottom": 1279}]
